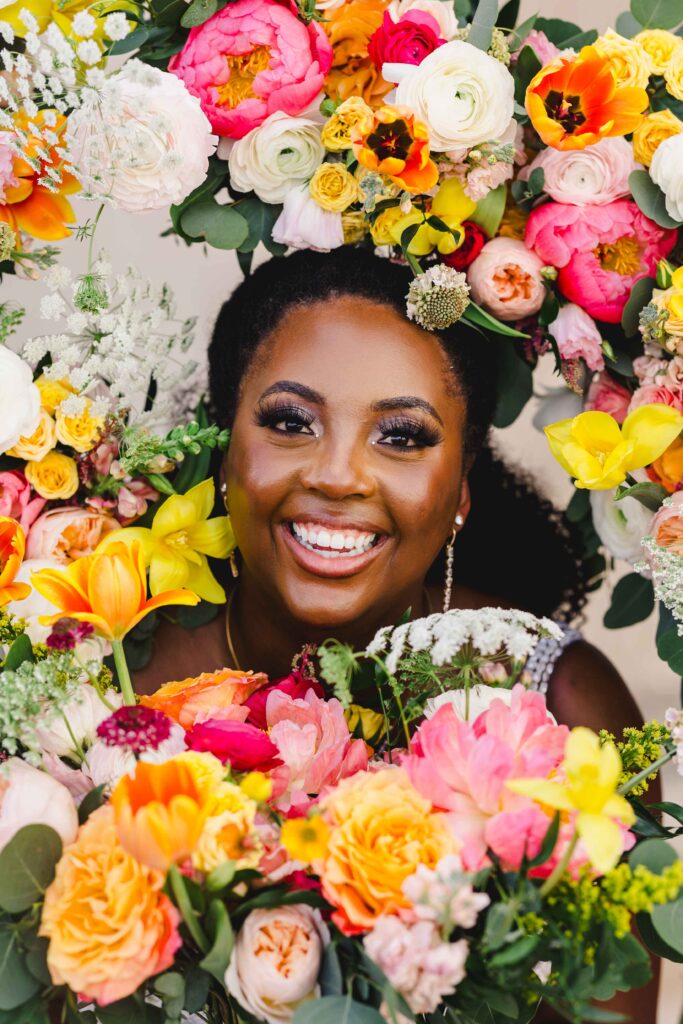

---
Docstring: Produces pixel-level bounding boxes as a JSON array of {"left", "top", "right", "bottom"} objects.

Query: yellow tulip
[
  {"left": 508, "top": 728, "right": 634, "bottom": 874},
  {"left": 544, "top": 404, "right": 683, "bottom": 490},
  {"left": 101, "top": 479, "right": 234, "bottom": 603},
  {"left": 390, "top": 178, "right": 477, "bottom": 256}
]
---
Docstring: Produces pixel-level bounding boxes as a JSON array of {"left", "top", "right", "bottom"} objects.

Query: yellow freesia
[
  {"left": 508, "top": 727, "right": 635, "bottom": 874},
  {"left": 100, "top": 479, "right": 234, "bottom": 603},
  {"left": 390, "top": 178, "right": 477, "bottom": 256},
  {"left": 544, "top": 404, "right": 683, "bottom": 490}
]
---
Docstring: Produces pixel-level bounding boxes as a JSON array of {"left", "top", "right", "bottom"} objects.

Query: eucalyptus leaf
[
  {"left": 0, "top": 930, "right": 39, "bottom": 1011},
  {"left": 294, "top": 997, "right": 386, "bottom": 1024},
  {"left": 636, "top": 911, "right": 683, "bottom": 962},
  {"left": 0, "top": 825, "right": 62, "bottom": 913},
  {"left": 629, "top": 170, "right": 682, "bottom": 229},
  {"left": 181, "top": 0, "right": 218, "bottom": 26},
  {"left": 621, "top": 275, "right": 655, "bottom": 337},
  {"left": 630, "top": 0, "right": 683, "bottom": 29},
  {"left": 616, "top": 9, "right": 644, "bottom": 33},
  {"left": 651, "top": 896, "right": 683, "bottom": 955},
  {"left": 629, "top": 837, "right": 678, "bottom": 873},
  {"left": 181, "top": 201, "right": 249, "bottom": 250},
  {"left": 467, "top": 0, "right": 497, "bottom": 50},
  {"left": 603, "top": 573, "right": 654, "bottom": 629}
]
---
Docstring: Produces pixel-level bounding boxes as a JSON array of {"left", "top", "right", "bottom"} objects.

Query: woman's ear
[{"left": 456, "top": 474, "right": 472, "bottom": 527}]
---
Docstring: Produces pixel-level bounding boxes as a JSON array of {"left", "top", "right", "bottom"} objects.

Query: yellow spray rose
[
  {"left": 342, "top": 209, "right": 369, "bottom": 244},
  {"left": 35, "top": 375, "right": 76, "bottom": 415},
  {"left": 632, "top": 108, "right": 683, "bottom": 166},
  {"left": 25, "top": 451, "right": 79, "bottom": 499},
  {"left": 322, "top": 97, "right": 374, "bottom": 151},
  {"left": 6, "top": 408, "right": 57, "bottom": 461},
  {"left": 370, "top": 204, "right": 405, "bottom": 245},
  {"left": 192, "top": 780, "right": 262, "bottom": 873},
  {"left": 594, "top": 29, "right": 653, "bottom": 89},
  {"left": 310, "top": 162, "right": 359, "bottom": 213},
  {"left": 665, "top": 46, "right": 683, "bottom": 101},
  {"left": 634, "top": 29, "right": 683, "bottom": 75},
  {"left": 55, "top": 399, "right": 103, "bottom": 453}
]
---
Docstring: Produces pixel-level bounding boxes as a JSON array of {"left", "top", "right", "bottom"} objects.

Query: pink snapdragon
[{"left": 0, "top": 470, "right": 45, "bottom": 532}]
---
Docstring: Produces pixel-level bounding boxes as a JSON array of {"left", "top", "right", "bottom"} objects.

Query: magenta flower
[
  {"left": 46, "top": 618, "right": 95, "bottom": 651},
  {"left": 368, "top": 10, "right": 445, "bottom": 71},
  {"left": 169, "top": 0, "right": 333, "bottom": 139},
  {"left": 244, "top": 669, "right": 325, "bottom": 731},
  {"left": 97, "top": 706, "right": 174, "bottom": 754},
  {"left": 186, "top": 719, "right": 283, "bottom": 771},
  {"left": 0, "top": 470, "right": 45, "bottom": 533}
]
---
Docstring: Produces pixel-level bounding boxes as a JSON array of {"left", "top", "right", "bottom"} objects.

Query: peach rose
[
  {"left": 141, "top": 667, "right": 269, "bottom": 729},
  {"left": 40, "top": 805, "right": 181, "bottom": 1006},
  {"left": 651, "top": 491, "right": 683, "bottom": 555},
  {"left": 324, "top": 0, "right": 394, "bottom": 108},
  {"left": 648, "top": 436, "right": 683, "bottom": 493},
  {"left": 466, "top": 237, "right": 546, "bottom": 322},
  {"left": 319, "top": 767, "right": 458, "bottom": 934},
  {"left": 26, "top": 506, "right": 119, "bottom": 564}
]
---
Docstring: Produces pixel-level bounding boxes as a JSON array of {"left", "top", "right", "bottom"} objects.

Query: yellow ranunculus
[
  {"left": 544, "top": 405, "right": 683, "bottom": 490},
  {"left": 390, "top": 178, "right": 477, "bottom": 256},
  {"left": 55, "top": 399, "right": 103, "bottom": 453},
  {"left": 508, "top": 728, "right": 634, "bottom": 874},
  {"left": 310, "top": 162, "right": 359, "bottom": 213},
  {"left": 321, "top": 97, "right": 374, "bottom": 152},
  {"left": 594, "top": 28, "right": 653, "bottom": 89},
  {"left": 100, "top": 478, "right": 233, "bottom": 603},
  {"left": 634, "top": 29, "right": 683, "bottom": 75},
  {"left": 342, "top": 209, "right": 369, "bottom": 244},
  {"left": 665, "top": 46, "right": 683, "bottom": 102},
  {"left": 6, "top": 408, "right": 56, "bottom": 461},
  {"left": 632, "top": 108, "right": 682, "bottom": 167},
  {"left": 24, "top": 450, "right": 79, "bottom": 499}
]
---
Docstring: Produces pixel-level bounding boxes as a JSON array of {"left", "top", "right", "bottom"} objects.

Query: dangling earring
[
  {"left": 220, "top": 481, "right": 240, "bottom": 579},
  {"left": 443, "top": 513, "right": 465, "bottom": 612}
]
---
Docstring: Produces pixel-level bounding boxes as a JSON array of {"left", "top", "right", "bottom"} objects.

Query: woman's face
[{"left": 224, "top": 296, "right": 470, "bottom": 631}]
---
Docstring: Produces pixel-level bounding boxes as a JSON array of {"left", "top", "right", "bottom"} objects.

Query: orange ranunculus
[
  {"left": 0, "top": 516, "right": 30, "bottom": 605},
  {"left": 111, "top": 753, "right": 219, "bottom": 870},
  {"left": 525, "top": 45, "right": 648, "bottom": 151},
  {"left": 352, "top": 105, "right": 438, "bottom": 193},
  {"left": 40, "top": 806, "right": 181, "bottom": 1006},
  {"left": 648, "top": 436, "right": 683, "bottom": 493},
  {"left": 0, "top": 113, "right": 79, "bottom": 242},
  {"left": 324, "top": 0, "right": 393, "bottom": 108},
  {"left": 141, "top": 667, "right": 269, "bottom": 730},
  {"left": 30, "top": 539, "right": 199, "bottom": 641}
]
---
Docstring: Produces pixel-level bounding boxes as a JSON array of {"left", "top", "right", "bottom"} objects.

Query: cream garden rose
[
  {"left": 229, "top": 112, "right": 325, "bottom": 204},
  {"left": 0, "top": 347, "right": 40, "bottom": 455},
  {"left": 650, "top": 133, "right": 683, "bottom": 223}
]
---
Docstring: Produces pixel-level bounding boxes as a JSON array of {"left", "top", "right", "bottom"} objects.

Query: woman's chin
[{"left": 274, "top": 577, "right": 386, "bottom": 634}]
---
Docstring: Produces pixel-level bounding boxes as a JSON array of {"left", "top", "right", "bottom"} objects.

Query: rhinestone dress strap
[{"left": 525, "top": 623, "right": 583, "bottom": 696}]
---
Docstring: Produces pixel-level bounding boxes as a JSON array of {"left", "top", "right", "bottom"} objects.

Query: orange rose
[
  {"left": 141, "top": 667, "right": 269, "bottom": 729},
  {"left": 324, "top": 0, "right": 393, "bottom": 108},
  {"left": 40, "top": 806, "right": 181, "bottom": 1006},
  {"left": 319, "top": 767, "right": 458, "bottom": 934},
  {"left": 0, "top": 516, "right": 30, "bottom": 605},
  {"left": 648, "top": 436, "right": 683, "bottom": 493}
]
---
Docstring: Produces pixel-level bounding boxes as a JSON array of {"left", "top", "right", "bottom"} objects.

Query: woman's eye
[
  {"left": 256, "top": 404, "right": 317, "bottom": 435},
  {"left": 275, "top": 416, "right": 315, "bottom": 435},
  {"left": 376, "top": 418, "right": 440, "bottom": 449}
]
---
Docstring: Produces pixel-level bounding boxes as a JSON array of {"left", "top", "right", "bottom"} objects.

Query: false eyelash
[
  {"left": 255, "top": 401, "right": 315, "bottom": 429},
  {"left": 378, "top": 416, "right": 441, "bottom": 448}
]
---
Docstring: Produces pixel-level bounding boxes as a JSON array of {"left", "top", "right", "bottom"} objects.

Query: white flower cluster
[
  {"left": 640, "top": 520, "right": 683, "bottom": 634},
  {"left": 665, "top": 708, "right": 683, "bottom": 776},
  {"left": 366, "top": 607, "right": 563, "bottom": 674}
]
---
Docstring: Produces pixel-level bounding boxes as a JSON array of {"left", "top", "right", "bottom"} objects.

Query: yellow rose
[
  {"left": 310, "top": 162, "right": 359, "bottom": 213},
  {"left": 665, "top": 47, "right": 683, "bottom": 101},
  {"left": 6, "top": 408, "right": 57, "bottom": 461},
  {"left": 370, "top": 203, "right": 406, "bottom": 245},
  {"left": 24, "top": 451, "right": 79, "bottom": 499},
  {"left": 55, "top": 399, "right": 103, "bottom": 453},
  {"left": 319, "top": 767, "right": 458, "bottom": 933},
  {"left": 342, "top": 209, "right": 369, "bottom": 244},
  {"left": 192, "top": 780, "right": 262, "bottom": 873},
  {"left": 632, "top": 108, "right": 683, "bottom": 166},
  {"left": 634, "top": 29, "right": 683, "bottom": 75},
  {"left": 40, "top": 806, "right": 181, "bottom": 1006},
  {"left": 594, "top": 28, "right": 653, "bottom": 89},
  {"left": 35, "top": 374, "right": 75, "bottom": 415},
  {"left": 322, "top": 97, "right": 374, "bottom": 151}
]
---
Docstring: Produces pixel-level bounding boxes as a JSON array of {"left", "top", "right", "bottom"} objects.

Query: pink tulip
[
  {"left": 0, "top": 470, "right": 45, "bottom": 532},
  {"left": 186, "top": 719, "right": 283, "bottom": 771}
]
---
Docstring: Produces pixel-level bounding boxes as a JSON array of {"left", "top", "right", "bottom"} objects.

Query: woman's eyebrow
[
  {"left": 372, "top": 396, "right": 444, "bottom": 426},
  {"left": 258, "top": 380, "right": 326, "bottom": 404}
]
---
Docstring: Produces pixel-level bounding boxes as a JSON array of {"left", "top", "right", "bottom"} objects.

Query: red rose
[
  {"left": 368, "top": 10, "right": 445, "bottom": 70},
  {"left": 186, "top": 719, "right": 283, "bottom": 771},
  {"left": 442, "top": 220, "right": 487, "bottom": 271}
]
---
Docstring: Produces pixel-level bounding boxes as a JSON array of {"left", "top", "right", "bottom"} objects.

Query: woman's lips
[{"left": 279, "top": 522, "right": 388, "bottom": 579}]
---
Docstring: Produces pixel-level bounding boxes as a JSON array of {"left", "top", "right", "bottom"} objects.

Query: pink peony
[
  {"left": 525, "top": 200, "right": 676, "bottom": 324},
  {"left": 368, "top": 10, "right": 445, "bottom": 70},
  {"left": 466, "top": 237, "right": 546, "bottom": 322},
  {"left": 27, "top": 506, "right": 119, "bottom": 564},
  {"left": 169, "top": 0, "right": 333, "bottom": 139},
  {"left": 521, "top": 138, "right": 638, "bottom": 207},
  {"left": 245, "top": 669, "right": 325, "bottom": 731},
  {"left": 514, "top": 29, "right": 561, "bottom": 66},
  {"left": 585, "top": 372, "right": 632, "bottom": 423},
  {"left": 0, "top": 470, "right": 45, "bottom": 532},
  {"left": 186, "top": 719, "right": 283, "bottom": 771},
  {"left": 548, "top": 303, "right": 605, "bottom": 372}
]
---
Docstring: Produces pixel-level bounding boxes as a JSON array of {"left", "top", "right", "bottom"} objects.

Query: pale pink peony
[
  {"left": 514, "top": 29, "right": 561, "bottom": 66},
  {"left": 585, "top": 372, "right": 632, "bottom": 423},
  {"left": 272, "top": 183, "right": 344, "bottom": 251},
  {"left": 467, "top": 237, "right": 546, "bottom": 322},
  {"left": 0, "top": 470, "right": 45, "bottom": 532},
  {"left": 27, "top": 506, "right": 119, "bottom": 564},
  {"left": 549, "top": 303, "right": 605, "bottom": 372},
  {"left": 169, "top": 0, "right": 333, "bottom": 139},
  {"left": 521, "top": 138, "right": 638, "bottom": 206},
  {"left": 525, "top": 200, "right": 676, "bottom": 323}
]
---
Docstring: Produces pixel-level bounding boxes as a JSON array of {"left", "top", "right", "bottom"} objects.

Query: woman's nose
[{"left": 298, "top": 435, "right": 376, "bottom": 499}]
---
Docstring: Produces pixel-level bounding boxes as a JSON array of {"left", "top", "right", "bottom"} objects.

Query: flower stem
[
  {"left": 111, "top": 639, "right": 136, "bottom": 706},
  {"left": 87, "top": 203, "right": 105, "bottom": 274},
  {"left": 618, "top": 750, "right": 673, "bottom": 797},
  {"left": 168, "top": 864, "right": 209, "bottom": 953},
  {"left": 539, "top": 830, "right": 578, "bottom": 898}
]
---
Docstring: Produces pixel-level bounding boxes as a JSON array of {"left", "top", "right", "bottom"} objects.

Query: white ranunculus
[
  {"left": 384, "top": 40, "right": 514, "bottom": 154},
  {"left": 228, "top": 113, "right": 325, "bottom": 204},
  {"left": 35, "top": 683, "right": 123, "bottom": 759},
  {"left": 424, "top": 685, "right": 514, "bottom": 721},
  {"left": 272, "top": 184, "right": 344, "bottom": 251},
  {"left": 388, "top": 0, "right": 459, "bottom": 39},
  {"left": 66, "top": 59, "right": 217, "bottom": 213},
  {"left": 0, "top": 347, "right": 40, "bottom": 454},
  {"left": 590, "top": 489, "right": 654, "bottom": 564},
  {"left": 226, "top": 905, "right": 329, "bottom": 1024},
  {"left": 650, "top": 133, "right": 683, "bottom": 223},
  {"left": 0, "top": 757, "right": 78, "bottom": 852}
]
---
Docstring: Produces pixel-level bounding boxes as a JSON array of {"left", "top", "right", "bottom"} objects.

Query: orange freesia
[
  {"left": 141, "top": 668, "right": 269, "bottom": 730},
  {"left": 526, "top": 45, "right": 648, "bottom": 150},
  {"left": 0, "top": 516, "right": 31, "bottom": 605},
  {"left": 30, "top": 540, "right": 199, "bottom": 641},
  {"left": 352, "top": 105, "right": 438, "bottom": 193},
  {"left": 0, "top": 113, "right": 79, "bottom": 242}
]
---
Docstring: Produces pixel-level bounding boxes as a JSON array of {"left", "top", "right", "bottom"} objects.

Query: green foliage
[
  {"left": 181, "top": 0, "right": 218, "bottom": 27},
  {"left": 294, "top": 997, "right": 386, "bottom": 1024},
  {"left": 199, "top": 900, "right": 234, "bottom": 984},
  {"left": 318, "top": 641, "right": 361, "bottom": 708},
  {"left": 464, "top": 302, "right": 530, "bottom": 339},
  {"left": 469, "top": 185, "right": 506, "bottom": 238},
  {"left": 656, "top": 605, "right": 683, "bottom": 674},
  {"left": 0, "top": 825, "right": 62, "bottom": 913},
  {"left": 629, "top": 170, "right": 682, "bottom": 229},
  {"left": 603, "top": 573, "right": 655, "bottom": 629},
  {"left": 630, "top": 0, "right": 683, "bottom": 30},
  {"left": 493, "top": 340, "right": 533, "bottom": 428},
  {"left": 467, "top": 0, "right": 497, "bottom": 50},
  {"left": 533, "top": 17, "right": 598, "bottom": 46},
  {"left": 621, "top": 275, "right": 655, "bottom": 337},
  {"left": 78, "top": 785, "right": 106, "bottom": 824},
  {"left": 2, "top": 632, "right": 33, "bottom": 670},
  {"left": 513, "top": 45, "right": 542, "bottom": 107},
  {"left": 181, "top": 201, "right": 250, "bottom": 250},
  {"left": 615, "top": 480, "right": 668, "bottom": 512}
]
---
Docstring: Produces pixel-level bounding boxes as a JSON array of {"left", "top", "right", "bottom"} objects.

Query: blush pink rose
[
  {"left": 368, "top": 10, "right": 445, "bottom": 70},
  {"left": 585, "top": 372, "right": 632, "bottom": 423},
  {"left": 0, "top": 470, "right": 45, "bottom": 532},
  {"left": 651, "top": 491, "right": 683, "bottom": 555},
  {"left": 169, "top": 0, "right": 333, "bottom": 139},
  {"left": 467, "top": 237, "right": 546, "bottom": 321},
  {"left": 521, "top": 138, "right": 638, "bottom": 206},
  {"left": 27, "top": 507, "right": 119, "bottom": 564},
  {"left": 628, "top": 383, "right": 683, "bottom": 415},
  {"left": 548, "top": 303, "right": 605, "bottom": 372},
  {"left": 525, "top": 200, "right": 676, "bottom": 324},
  {"left": 186, "top": 719, "right": 283, "bottom": 771},
  {"left": 116, "top": 479, "right": 159, "bottom": 522}
]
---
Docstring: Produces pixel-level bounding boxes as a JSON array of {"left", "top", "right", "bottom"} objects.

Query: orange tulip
[
  {"left": 0, "top": 516, "right": 31, "bottom": 605},
  {"left": 526, "top": 46, "right": 648, "bottom": 151},
  {"left": 352, "top": 105, "right": 438, "bottom": 193}
]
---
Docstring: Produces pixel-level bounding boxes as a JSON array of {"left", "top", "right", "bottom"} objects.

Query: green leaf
[
  {"left": 527, "top": 812, "right": 561, "bottom": 867},
  {"left": 493, "top": 341, "right": 533, "bottom": 428},
  {"left": 109, "top": 23, "right": 148, "bottom": 53},
  {"left": 566, "top": 488, "right": 590, "bottom": 523},
  {"left": 183, "top": 967, "right": 212, "bottom": 1012},
  {"left": 2, "top": 633, "right": 33, "bottom": 670},
  {"left": 533, "top": 16, "right": 586, "bottom": 42},
  {"left": 506, "top": 13, "right": 537, "bottom": 50},
  {"left": 616, "top": 9, "right": 644, "bottom": 33},
  {"left": 490, "top": 934, "right": 540, "bottom": 967},
  {"left": 657, "top": 626, "right": 683, "bottom": 674},
  {"left": 181, "top": 201, "right": 250, "bottom": 250},
  {"left": 97, "top": 996, "right": 164, "bottom": 1024},
  {"left": 205, "top": 859, "right": 237, "bottom": 894},
  {"left": 629, "top": 837, "right": 678, "bottom": 873},
  {"left": 579, "top": 1010, "right": 629, "bottom": 1022},
  {"left": 0, "top": 995, "right": 49, "bottom": 1024},
  {"left": 293, "top": 997, "right": 386, "bottom": 1024},
  {"left": 0, "top": 930, "right": 39, "bottom": 1011},
  {"left": 181, "top": 0, "right": 217, "bottom": 26},
  {"left": 464, "top": 302, "right": 530, "bottom": 338},
  {"left": 470, "top": 185, "right": 506, "bottom": 238},
  {"left": 629, "top": 170, "right": 682, "bottom": 228},
  {"left": 199, "top": 899, "right": 234, "bottom": 984},
  {"left": 175, "top": 600, "right": 219, "bottom": 629},
  {"left": 236, "top": 197, "right": 283, "bottom": 253},
  {"left": 651, "top": 895, "right": 683, "bottom": 954},
  {"left": 513, "top": 45, "right": 542, "bottom": 107},
  {"left": 23, "top": 932, "right": 50, "bottom": 985},
  {"left": 483, "top": 901, "right": 518, "bottom": 952},
  {"left": 603, "top": 573, "right": 655, "bottom": 629},
  {"left": 636, "top": 910, "right": 683, "bottom": 962},
  {"left": 320, "top": 943, "right": 344, "bottom": 997},
  {"left": 0, "top": 825, "right": 62, "bottom": 913},
  {"left": 78, "top": 784, "right": 105, "bottom": 825},
  {"left": 621, "top": 274, "right": 655, "bottom": 337},
  {"left": 631, "top": 0, "right": 683, "bottom": 29},
  {"left": 467, "top": 0, "right": 497, "bottom": 50},
  {"left": 615, "top": 480, "right": 668, "bottom": 511},
  {"left": 497, "top": 0, "right": 519, "bottom": 29}
]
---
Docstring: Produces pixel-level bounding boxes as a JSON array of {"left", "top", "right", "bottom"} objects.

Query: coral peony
[
  {"left": 27, "top": 506, "right": 118, "bottom": 564},
  {"left": 585, "top": 372, "right": 632, "bottom": 423},
  {"left": 187, "top": 719, "right": 283, "bottom": 772},
  {"left": 467, "top": 237, "right": 546, "bottom": 321},
  {"left": 141, "top": 667, "right": 269, "bottom": 729},
  {"left": 368, "top": 9, "right": 445, "bottom": 70},
  {"left": 0, "top": 470, "right": 45, "bottom": 532},
  {"left": 40, "top": 806, "right": 181, "bottom": 1006},
  {"left": 169, "top": 0, "right": 332, "bottom": 139},
  {"left": 549, "top": 303, "right": 605, "bottom": 372},
  {"left": 525, "top": 200, "right": 676, "bottom": 323},
  {"left": 324, "top": 0, "right": 393, "bottom": 108},
  {"left": 521, "top": 137, "right": 637, "bottom": 206}
]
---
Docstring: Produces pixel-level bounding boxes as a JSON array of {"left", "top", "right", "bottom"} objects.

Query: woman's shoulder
[{"left": 132, "top": 613, "right": 229, "bottom": 697}]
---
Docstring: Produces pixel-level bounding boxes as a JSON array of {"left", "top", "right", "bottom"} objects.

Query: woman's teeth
[{"left": 290, "top": 522, "right": 377, "bottom": 558}]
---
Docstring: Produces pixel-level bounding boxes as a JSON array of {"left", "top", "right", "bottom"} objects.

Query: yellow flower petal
[
  {"left": 571, "top": 411, "right": 623, "bottom": 455},
  {"left": 505, "top": 778, "right": 574, "bottom": 811},
  {"left": 561, "top": 442, "right": 606, "bottom": 488},
  {"left": 544, "top": 419, "right": 575, "bottom": 476},
  {"left": 152, "top": 494, "right": 197, "bottom": 539},
  {"left": 99, "top": 527, "right": 156, "bottom": 564},
  {"left": 183, "top": 478, "right": 215, "bottom": 523},
  {"left": 576, "top": 812, "right": 624, "bottom": 874},
  {"left": 622, "top": 404, "right": 683, "bottom": 470},
  {"left": 184, "top": 555, "right": 226, "bottom": 604},
  {"left": 187, "top": 516, "right": 234, "bottom": 558},
  {"left": 149, "top": 545, "right": 189, "bottom": 596}
]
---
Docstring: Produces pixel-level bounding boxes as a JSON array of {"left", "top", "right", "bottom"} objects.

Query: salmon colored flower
[
  {"left": 325, "top": 0, "right": 394, "bottom": 108},
  {"left": 352, "top": 105, "right": 437, "bottom": 193},
  {"left": 525, "top": 45, "right": 648, "bottom": 151},
  {"left": 0, "top": 517, "right": 31, "bottom": 605},
  {"left": 141, "top": 667, "right": 269, "bottom": 729},
  {"left": 651, "top": 492, "right": 683, "bottom": 554},
  {"left": 648, "top": 435, "right": 683, "bottom": 493}
]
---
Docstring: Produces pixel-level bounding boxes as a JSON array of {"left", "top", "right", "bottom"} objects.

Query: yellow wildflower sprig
[{"left": 599, "top": 722, "right": 670, "bottom": 796}]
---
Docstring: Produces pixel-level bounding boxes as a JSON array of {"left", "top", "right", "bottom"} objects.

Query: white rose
[
  {"left": 384, "top": 40, "right": 514, "bottom": 153},
  {"left": 0, "top": 347, "right": 40, "bottom": 454},
  {"left": 650, "top": 133, "right": 683, "bottom": 223},
  {"left": 66, "top": 59, "right": 217, "bottom": 213},
  {"left": 35, "top": 683, "right": 122, "bottom": 759},
  {"left": 388, "top": 0, "right": 459, "bottom": 39},
  {"left": 272, "top": 184, "right": 344, "bottom": 251},
  {"left": 589, "top": 490, "right": 654, "bottom": 564},
  {"left": 0, "top": 757, "right": 78, "bottom": 852},
  {"left": 228, "top": 113, "right": 325, "bottom": 204},
  {"left": 225, "top": 905, "right": 329, "bottom": 1024},
  {"left": 424, "top": 685, "right": 514, "bottom": 722}
]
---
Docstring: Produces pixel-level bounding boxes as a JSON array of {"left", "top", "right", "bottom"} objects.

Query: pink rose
[
  {"left": 521, "top": 138, "right": 638, "bottom": 206},
  {"left": 525, "top": 200, "right": 676, "bottom": 323},
  {"left": 0, "top": 470, "right": 45, "bottom": 532},
  {"left": 0, "top": 758, "right": 78, "bottom": 853},
  {"left": 466, "top": 237, "right": 546, "bottom": 322},
  {"left": 651, "top": 491, "right": 683, "bottom": 555},
  {"left": 628, "top": 383, "right": 683, "bottom": 415},
  {"left": 368, "top": 10, "right": 445, "bottom": 70},
  {"left": 548, "top": 303, "right": 605, "bottom": 372},
  {"left": 585, "top": 373, "right": 632, "bottom": 424},
  {"left": 186, "top": 719, "right": 283, "bottom": 771},
  {"left": 169, "top": 0, "right": 333, "bottom": 139},
  {"left": 27, "top": 507, "right": 119, "bottom": 564},
  {"left": 245, "top": 669, "right": 325, "bottom": 731},
  {"left": 513, "top": 29, "right": 560, "bottom": 66}
]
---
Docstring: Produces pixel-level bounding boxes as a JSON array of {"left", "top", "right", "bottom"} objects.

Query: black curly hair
[{"left": 208, "top": 247, "right": 591, "bottom": 623}]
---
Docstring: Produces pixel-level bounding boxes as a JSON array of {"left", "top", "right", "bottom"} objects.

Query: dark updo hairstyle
[{"left": 208, "top": 247, "right": 591, "bottom": 623}]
